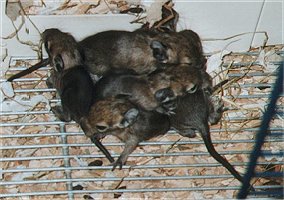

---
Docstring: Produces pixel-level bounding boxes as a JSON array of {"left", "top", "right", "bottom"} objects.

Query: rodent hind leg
[
  {"left": 174, "top": 127, "right": 197, "bottom": 138},
  {"left": 51, "top": 105, "right": 72, "bottom": 122},
  {"left": 46, "top": 75, "right": 54, "bottom": 88},
  {"left": 112, "top": 136, "right": 140, "bottom": 171},
  {"left": 208, "top": 96, "right": 227, "bottom": 125}
]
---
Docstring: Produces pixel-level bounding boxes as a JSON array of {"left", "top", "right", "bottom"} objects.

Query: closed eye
[
  {"left": 186, "top": 84, "right": 198, "bottom": 93},
  {"left": 96, "top": 125, "right": 108, "bottom": 132}
]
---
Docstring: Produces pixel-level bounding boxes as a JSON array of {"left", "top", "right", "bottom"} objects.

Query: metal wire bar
[
  {"left": 2, "top": 172, "right": 283, "bottom": 186},
  {"left": 238, "top": 63, "right": 284, "bottom": 198},
  {"left": 228, "top": 72, "right": 277, "bottom": 77},
  {"left": 0, "top": 185, "right": 282, "bottom": 198},
  {"left": 1, "top": 150, "right": 283, "bottom": 162},
  {"left": 222, "top": 61, "right": 283, "bottom": 67},
  {"left": 59, "top": 124, "right": 74, "bottom": 200},
  {"left": 2, "top": 55, "right": 283, "bottom": 199},
  {"left": 1, "top": 140, "right": 284, "bottom": 150},
  {"left": 0, "top": 175, "right": 249, "bottom": 186},
  {"left": 7, "top": 66, "right": 51, "bottom": 71},
  {"left": 2, "top": 161, "right": 283, "bottom": 173},
  {"left": 1, "top": 133, "right": 283, "bottom": 144},
  {"left": 204, "top": 50, "right": 284, "bottom": 57}
]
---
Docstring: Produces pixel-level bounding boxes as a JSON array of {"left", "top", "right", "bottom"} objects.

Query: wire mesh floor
[{"left": 1, "top": 47, "right": 283, "bottom": 199}]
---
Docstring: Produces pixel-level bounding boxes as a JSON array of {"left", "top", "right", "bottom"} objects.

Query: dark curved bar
[{"left": 7, "top": 58, "right": 50, "bottom": 82}]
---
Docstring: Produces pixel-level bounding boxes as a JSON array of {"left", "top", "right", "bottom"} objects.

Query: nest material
[{"left": 1, "top": 44, "right": 283, "bottom": 199}]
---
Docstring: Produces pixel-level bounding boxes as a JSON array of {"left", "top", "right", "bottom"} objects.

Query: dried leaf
[
  {"left": 0, "top": 82, "right": 15, "bottom": 102},
  {"left": 11, "top": 166, "right": 35, "bottom": 181},
  {"left": 1, "top": 47, "right": 8, "bottom": 62},
  {"left": 74, "top": 156, "right": 89, "bottom": 167},
  {"left": 256, "top": 49, "right": 266, "bottom": 66},
  {"left": 125, "top": 0, "right": 141, "bottom": 6},
  {"left": 207, "top": 50, "right": 231, "bottom": 74},
  {"left": 6, "top": 1, "right": 21, "bottom": 21},
  {"left": 1, "top": 94, "right": 50, "bottom": 112},
  {"left": 91, "top": 0, "right": 115, "bottom": 14},
  {"left": 6, "top": 0, "right": 34, "bottom": 20},
  {"left": 145, "top": 0, "right": 168, "bottom": 27},
  {"left": 15, "top": 148, "right": 37, "bottom": 157}
]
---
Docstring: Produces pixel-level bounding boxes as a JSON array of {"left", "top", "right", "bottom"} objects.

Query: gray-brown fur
[
  {"left": 93, "top": 64, "right": 209, "bottom": 114},
  {"left": 79, "top": 29, "right": 207, "bottom": 76},
  {"left": 79, "top": 30, "right": 159, "bottom": 75},
  {"left": 43, "top": 29, "right": 114, "bottom": 163},
  {"left": 154, "top": 29, "right": 207, "bottom": 68},
  {"left": 169, "top": 89, "right": 251, "bottom": 187},
  {"left": 80, "top": 97, "right": 170, "bottom": 170},
  {"left": 42, "top": 28, "right": 93, "bottom": 123},
  {"left": 46, "top": 66, "right": 94, "bottom": 123},
  {"left": 8, "top": 28, "right": 207, "bottom": 80}
]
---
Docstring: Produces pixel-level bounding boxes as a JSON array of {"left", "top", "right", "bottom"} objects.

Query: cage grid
[{"left": 0, "top": 49, "right": 283, "bottom": 199}]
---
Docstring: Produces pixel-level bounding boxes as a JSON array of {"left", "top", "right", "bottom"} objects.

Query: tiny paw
[
  {"left": 51, "top": 106, "right": 71, "bottom": 122},
  {"left": 211, "top": 96, "right": 225, "bottom": 113},
  {"left": 208, "top": 96, "right": 227, "bottom": 125},
  {"left": 111, "top": 158, "right": 124, "bottom": 171},
  {"left": 46, "top": 76, "right": 54, "bottom": 88},
  {"left": 175, "top": 128, "right": 197, "bottom": 138},
  {"left": 155, "top": 100, "right": 177, "bottom": 115},
  {"left": 162, "top": 100, "right": 177, "bottom": 111},
  {"left": 155, "top": 88, "right": 176, "bottom": 103}
]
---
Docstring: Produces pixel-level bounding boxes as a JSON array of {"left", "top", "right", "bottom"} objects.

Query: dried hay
[{"left": 1, "top": 44, "right": 283, "bottom": 199}]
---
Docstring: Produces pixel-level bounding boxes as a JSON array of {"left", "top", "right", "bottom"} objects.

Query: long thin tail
[
  {"left": 200, "top": 124, "right": 255, "bottom": 191},
  {"left": 7, "top": 58, "right": 50, "bottom": 82},
  {"left": 90, "top": 136, "right": 114, "bottom": 163},
  {"left": 80, "top": 118, "right": 114, "bottom": 163}
]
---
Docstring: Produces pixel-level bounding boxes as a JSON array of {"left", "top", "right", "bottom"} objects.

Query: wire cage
[
  {"left": 238, "top": 61, "right": 283, "bottom": 198},
  {"left": 1, "top": 46, "right": 283, "bottom": 199}
]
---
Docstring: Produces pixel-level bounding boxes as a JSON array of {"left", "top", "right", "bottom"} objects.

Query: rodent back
[
  {"left": 52, "top": 66, "right": 95, "bottom": 122},
  {"left": 79, "top": 30, "right": 158, "bottom": 76},
  {"left": 170, "top": 89, "right": 210, "bottom": 135}
]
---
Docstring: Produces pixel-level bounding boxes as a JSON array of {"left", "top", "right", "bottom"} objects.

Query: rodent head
[
  {"left": 41, "top": 28, "right": 83, "bottom": 72},
  {"left": 170, "top": 64, "right": 202, "bottom": 95},
  {"left": 149, "top": 64, "right": 202, "bottom": 97},
  {"left": 86, "top": 97, "right": 139, "bottom": 139},
  {"left": 176, "top": 30, "right": 207, "bottom": 69},
  {"left": 151, "top": 30, "right": 207, "bottom": 69}
]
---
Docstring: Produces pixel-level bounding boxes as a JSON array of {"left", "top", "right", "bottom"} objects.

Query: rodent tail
[
  {"left": 199, "top": 124, "right": 255, "bottom": 191},
  {"left": 79, "top": 118, "right": 114, "bottom": 163},
  {"left": 7, "top": 58, "right": 50, "bottom": 82}
]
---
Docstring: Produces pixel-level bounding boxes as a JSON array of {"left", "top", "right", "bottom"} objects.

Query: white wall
[{"left": 1, "top": 0, "right": 283, "bottom": 71}]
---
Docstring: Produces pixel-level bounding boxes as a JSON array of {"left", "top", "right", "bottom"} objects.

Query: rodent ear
[
  {"left": 44, "top": 41, "right": 50, "bottom": 53},
  {"left": 150, "top": 40, "right": 168, "bottom": 63},
  {"left": 120, "top": 108, "right": 139, "bottom": 128},
  {"left": 53, "top": 55, "right": 64, "bottom": 72},
  {"left": 115, "top": 94, "right": 132, "bottom": 100}
]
